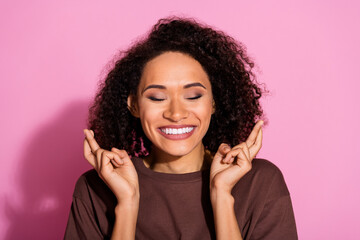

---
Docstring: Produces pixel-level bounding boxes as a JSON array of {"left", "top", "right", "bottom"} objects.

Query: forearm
[
  {"left": 211, "top": 189, "right": 242, "bottom": 240},
  {"left": 111, "top": 198, "right": 139, "bottom": 240}
]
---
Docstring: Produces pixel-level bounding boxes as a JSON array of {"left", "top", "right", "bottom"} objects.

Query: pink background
[{"left": 1, "top": 0, "right": 359, "bottom": 239}]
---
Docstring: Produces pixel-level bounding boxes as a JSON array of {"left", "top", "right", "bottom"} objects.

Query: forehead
[{"left": 139, "top": 51, "right": 210, "bottom": 88}]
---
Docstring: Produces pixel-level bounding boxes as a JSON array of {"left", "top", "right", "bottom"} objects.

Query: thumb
[
  {"left": 213, "top": 143, "right": 231, "bottom": 161},
  {"left": 217, "top": 143, "right": 231, "bottom": 155}
]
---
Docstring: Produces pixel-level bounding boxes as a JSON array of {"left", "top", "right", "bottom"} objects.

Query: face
[{"left": 129, "top": 51, "right": 214, "bottom": 159}]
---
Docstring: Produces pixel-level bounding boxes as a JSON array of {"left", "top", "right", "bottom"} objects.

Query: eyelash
[
  {"left": 187, "top": 95, "right": 202, "bottom": 100},
  {"left": 147, "top": 95, "right": 203, "bottom": 102},
  {"left": 148, "top": 96, "right": 165, "bottom": 101}
]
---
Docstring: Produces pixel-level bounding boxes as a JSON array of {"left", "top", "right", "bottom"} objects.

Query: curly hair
[{"left": 88, "top": 16, "right": 265, "bottom": 157}]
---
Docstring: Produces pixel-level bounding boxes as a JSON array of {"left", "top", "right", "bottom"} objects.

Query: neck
[{"left": 144, "top": 144, "right": 211, "bottom": 174}]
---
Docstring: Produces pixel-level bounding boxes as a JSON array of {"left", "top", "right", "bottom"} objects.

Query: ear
[
  {"left": 212, "top": 100, "right": 216, "bottom": 114},
  {"left": 127, "top": 95, "right": 140, "bottom": 118}
]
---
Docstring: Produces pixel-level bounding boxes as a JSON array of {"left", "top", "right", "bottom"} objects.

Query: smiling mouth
[
  {"left": 160, "top": 127, "right": 194, "bottom": 135},
  {"left": 157, "top": 126, "right": 196, "bottom": 140}
]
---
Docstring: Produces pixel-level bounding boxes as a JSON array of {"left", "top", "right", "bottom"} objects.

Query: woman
[{"left": 65, "top": 17, "right": 297, "bottom": 239}]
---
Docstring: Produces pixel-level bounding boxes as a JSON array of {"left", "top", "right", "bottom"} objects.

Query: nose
[{"left": 163, "top": 98, "right": 189, "bottom": 122}]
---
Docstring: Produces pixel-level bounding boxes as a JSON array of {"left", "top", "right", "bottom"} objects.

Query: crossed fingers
[
  {"left": 83, "top": 129, "right": 125, "bottom": 173},
  {"left": 219, "top": 120, "right": 263, "bottom": 164},
  {"left": 245, "top": 120, "right": 263, "bottom": 159}
]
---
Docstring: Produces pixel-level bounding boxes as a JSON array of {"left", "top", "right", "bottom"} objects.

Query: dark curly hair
[{"left": 88, "top": 16, "right": 265, "bottom": 157}]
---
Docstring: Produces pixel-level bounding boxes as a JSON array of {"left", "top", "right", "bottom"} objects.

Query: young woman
[{"left": 64, "top": 17, "right": 298, "bottom": 239}]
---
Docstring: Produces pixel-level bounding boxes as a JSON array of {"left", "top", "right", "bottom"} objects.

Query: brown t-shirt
[{"left": 64, "top": 158, "right": 297, "bottom": 239}]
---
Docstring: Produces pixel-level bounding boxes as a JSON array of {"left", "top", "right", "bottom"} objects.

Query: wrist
[
  {"left": 115, "top": 194, "right": 140, "bottom": 213},
  {"left": 210, "top": 188, "right": 234, "bottom": 206},
  {"left": 115, "top": 203, "right": 139, "bottom": 218},
  {"left": 116, "top": 186, "right": 140, "bottom": 202}
]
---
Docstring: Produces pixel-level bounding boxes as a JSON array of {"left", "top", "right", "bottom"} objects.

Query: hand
[
  {"left": 209, "top": 120, "right": 263, "bottom": 194},
  {"left": 83, "top": 129, "right": 139, "bottom": 203}
]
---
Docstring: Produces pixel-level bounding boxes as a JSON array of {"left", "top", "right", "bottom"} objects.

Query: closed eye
[
  {"left": 187, "top": 95, "right": 202, "bottom": 100},
  {"left": 148, "top": 96, "right": 165, "bottom": 101}
]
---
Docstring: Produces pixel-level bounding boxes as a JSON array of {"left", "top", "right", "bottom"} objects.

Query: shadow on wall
[{"left": 4, "top": 101, "right": 93, "bottom": 239}]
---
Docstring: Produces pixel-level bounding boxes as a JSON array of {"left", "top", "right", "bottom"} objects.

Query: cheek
[
  {"left": 138, "top": 110, "right": 157, "bottom": 141},
  {"left": 138, "top": 102, "right": 162, "bottom": 128},
  {"left": 194, "top": 101, "right": 213, "bottom": 124}
]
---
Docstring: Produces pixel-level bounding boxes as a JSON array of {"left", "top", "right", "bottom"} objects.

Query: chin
[
  {"left": 155, "top": 142, "right": 198, "bottom": 158},
  {"left": 164, "top": 147, "right": 193, "bottom": 157}
]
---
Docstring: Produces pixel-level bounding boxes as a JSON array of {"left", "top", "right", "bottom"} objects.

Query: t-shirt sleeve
[
  {"left": 64, "top": 173, "right": 104, "bottom": 240},
  {"left": 64, "top": 197, "right": 103, "bottom": 240},
  {"left": 249, "top": 163, "right": 298, "bottom": 240},
  {"left": 250, "top": 195, "right": 298, "bottom": 240}
]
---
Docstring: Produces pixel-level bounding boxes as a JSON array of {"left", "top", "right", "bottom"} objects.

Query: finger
[
  {"left": 219, "top": 144, "right": 231, "bottom": 155},
  {"left": 249, "top": 127, "right": 263, "bottom": 159},
  {"left": 223, "top": 147, "right": 248, "bottom": 164},
  {"left": 222, "top": 149, "right": 237, "bottom": 163},
  {"left": 233, "top": 148, "right": 252, "bottom": 173},
  {"left": 110, "top": 148, "right": 125, "bottom": 166},
  {"left": 95, "top": 148, "right": 104, "bottom": 171},
  {"left": 101, "top": 151, "right": 126, "bottom": 172},
  {"left": 237, "top": 142, "right": 250, "bottom": 162},
  {"left": 84, "top": 129, "right": 101, "bottom": 154},
  {"left": 236, "top": 149, "right": 250, "bottom": 166},
  {"left": 112, "top": 148, "right": 131, "bottom": 164},
  {"left": 213, "top": 143, "right": 231, "bottom": 160},
  {"left": 84, "top": 138, "right": 96, "bottom": 168},
  {"left": 111, "top": 159, "right": 120, "bottom": 168},
  {"left": 220, "top": 149, "right": 252, "bottom": 186},
  {"left": 245, "top": 120, "right": 264, "bottom": 148},
  {"left": 99, "top": 150, "right": 119, "bottom": 175},
  {"left": 226, "top": 141, "right": 250, "bottom": 163},
  {"left": 110, "top": 153, "right": 124, "bottom": 167}
]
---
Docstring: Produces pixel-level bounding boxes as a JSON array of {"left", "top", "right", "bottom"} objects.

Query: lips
[{"left": 157, "top": 125, "right": 196, "bottom": 140}]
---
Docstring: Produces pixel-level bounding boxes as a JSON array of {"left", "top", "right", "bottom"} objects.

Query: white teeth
[{"left": 161, "top": 127, "right": 194, "bottom": 135}]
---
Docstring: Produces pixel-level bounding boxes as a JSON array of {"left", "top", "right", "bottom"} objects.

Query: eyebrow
[
  {"left": 142, "top": 84, "right": 166, "bottom": 94},
  {"left": 142, "top": 82, "right": 206, "bottom": 94},
  {"left": 184, "top": 82, "right": 206, "bottom": 89}
]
